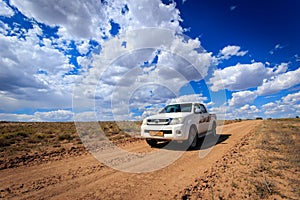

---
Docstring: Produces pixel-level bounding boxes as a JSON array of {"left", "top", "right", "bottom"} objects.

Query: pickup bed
[{"left": 141, "top": 102, "right": 217, "bottom": 148}]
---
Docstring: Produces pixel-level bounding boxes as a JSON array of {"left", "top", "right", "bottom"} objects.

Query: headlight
[
  {"left": 170, "top": 117, "right": 184, "bottom": 125},
  {"left": 142, "top": 119, "right": 148, "bottom": 125}
]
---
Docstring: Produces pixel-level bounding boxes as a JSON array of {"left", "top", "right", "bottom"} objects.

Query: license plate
[{"left": 150, "top": 131, "right": 164, "bottom": 136}]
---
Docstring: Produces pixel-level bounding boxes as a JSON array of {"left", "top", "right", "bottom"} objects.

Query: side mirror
[{"left": 194, "top": 108, "right": 202, "bottom": 113}]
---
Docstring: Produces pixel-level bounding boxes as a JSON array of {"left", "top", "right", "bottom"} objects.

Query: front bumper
[{"left": 141, "top": 124, "right": 188, "bottom": 141}]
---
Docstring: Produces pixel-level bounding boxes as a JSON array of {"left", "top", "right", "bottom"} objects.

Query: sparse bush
[
  {"left": 58, "top": 133, "right": 72, "bottom": 141},
  {"left": 33, "top": 133, "right": 47, "bottom": 140},
  {"left": 16, "top": 131, "right": 29, "bottom": 137},
  {"left": 2, "top": 133, "right": 14, "bottom": 139},
  {"left": 0, "top": 137, "right": 11, "bottom": 147}
]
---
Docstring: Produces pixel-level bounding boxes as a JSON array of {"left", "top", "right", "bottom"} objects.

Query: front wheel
[{"left": 146, "top": 139, "right": 158, "bottom": 147}]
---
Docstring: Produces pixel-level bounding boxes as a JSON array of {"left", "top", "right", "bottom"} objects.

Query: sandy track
[{"left": 0, "top": 120, "right": 260, "bottom": 200}]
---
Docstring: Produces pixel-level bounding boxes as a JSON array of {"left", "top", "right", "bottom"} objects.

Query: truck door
[
  {"left": 195, "top": 104, "right": 206, "bottom": 134},
  {"left": 197, "top": 104, "right": 210, "bottom": 134}
]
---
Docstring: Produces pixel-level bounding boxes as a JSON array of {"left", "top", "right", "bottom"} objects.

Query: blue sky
[{"left": 0, "top": 0, "right": 299, "bottom": 121}]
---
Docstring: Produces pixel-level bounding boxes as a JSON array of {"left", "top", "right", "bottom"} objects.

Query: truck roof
[{"left": 167, "top": 102, "right": 204, "bottom": 105}]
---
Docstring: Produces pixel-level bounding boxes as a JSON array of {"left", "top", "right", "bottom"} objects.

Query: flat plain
[{"left": 0, "top": 119, "right": 299, "bottom": 199}]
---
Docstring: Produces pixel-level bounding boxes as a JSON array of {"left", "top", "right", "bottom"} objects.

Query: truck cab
[{"left": 141, "top": 102, "right": 217, "bottom": 148}]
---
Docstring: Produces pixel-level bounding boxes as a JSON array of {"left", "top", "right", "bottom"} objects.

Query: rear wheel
[
  {"left": 146, "top": 139, "right": 158, "bottom": 147},
  {"left": 187, "top": 126, "right": 198, "bottom": 149},
  {"left": 211, "top": 122, "right": 217, "bottom": 137}
]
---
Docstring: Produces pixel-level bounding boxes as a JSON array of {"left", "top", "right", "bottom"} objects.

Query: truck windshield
[{"left": 160, "top": 103, "right": 192, "bottom": 113}]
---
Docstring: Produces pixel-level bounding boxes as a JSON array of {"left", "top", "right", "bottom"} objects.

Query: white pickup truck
[{"left": 141, "top": 102, "right": 217, "bottom": 148}]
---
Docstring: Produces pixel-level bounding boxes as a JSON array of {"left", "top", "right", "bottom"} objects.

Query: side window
[
  {"left": 194, "top": 104, "right": 201, "bottom": 113},
  {"left": 200, "top": 104, "right": 207, "bottom": 113}
]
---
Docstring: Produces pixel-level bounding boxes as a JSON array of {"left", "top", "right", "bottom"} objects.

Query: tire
[
  {"left": 146, "top": 139, "right": 158, "bottom": 147},
  {"left": 187, "top": 126, "right": 198, "bottom": 149},
  {"left": 211, "top": 122, "right": 217, "bottom": 137}
]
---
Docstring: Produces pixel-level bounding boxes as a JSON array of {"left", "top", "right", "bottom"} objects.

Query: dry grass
[
  {"left": 217, "top": 119, "right": 244, "bottom": 126},
  {"left": 0, "top": 121, "right": 141, "bottom": 169},
  {"left": 254, "top": 119, "right": 300, "bottom": 199},
  {"left": 179, "top": 119, "right": 300, "bottom": 200}
]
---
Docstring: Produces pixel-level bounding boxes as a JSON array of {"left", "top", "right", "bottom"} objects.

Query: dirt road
[{"left": 0, "top": 120, "right": 261, "bottom": 200}]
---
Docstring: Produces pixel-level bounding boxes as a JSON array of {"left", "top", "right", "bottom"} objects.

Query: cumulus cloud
[
  {"left": 74, "top": 27, "right": 215, "bottom": 121},
  {"left": 35, "top": 110, "right": 73, "bottom": 121},
  {"left": 0, "top": 110, "right": 73, "bottom": 122},
  {"left": 232, "top": 104, "right": 260, "bottom": 119},
  {"left": 218, "top": 45, "right": 248, "bottom": 60},
  {"left": 1, "top": 0, "right": 296, "bottom": 122},
  {"left": 2, "top": 0, "right": 213, "bottom": 121},
  {"left": 10, "top": 0, "right": 183, "bottom": 40},
  {"left": 10, "top": 0, "right": 106, "bottom": 39},
  {"left": 257, "top": 68, "right": 300, "bottom": 95},
  {"left": 117, "top": 0, "right": 183, "bottom": 33},
  {"left": 273, "top": 62, "right": 289, "bottom": 74},
  {"left": 209, "top": 62, "right": 290, "bottom": 92},
  {"left": 167, "top": 94, "right": 208, "bottom": 104},
  {"left": 0, "top": 25, "right": 74, "bottom": 112},
  {"left": 0, "top": 0, "right": 14, "bottom": 17},
  {"left": 282, "top": 91, "right": 300, "bottom": 104},
  {"left": 209, "top": 62, "right": 270, "bottom": 91},
  {"left": 262, "top": 91, "right": 300, "bottom": 117},
  {"left": 228, "top": 90, "right": 257, "bottom": 107}
]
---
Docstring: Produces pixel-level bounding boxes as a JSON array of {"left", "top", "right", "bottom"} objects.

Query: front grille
[
  {"left": 162, "top": 130, "right": 172, "bottom": 134},
  {"left": 147, "top": 118, "right": 170, "bottom": 125},
  {"left": 144, "top": 130, "right": 172, "bottom": 134}
]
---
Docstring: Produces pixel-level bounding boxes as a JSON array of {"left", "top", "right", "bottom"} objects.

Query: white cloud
[
  {"left": 0, "top": 0, "right": 14, "bottom": 17},
  {"left": 262, "top": 91, "right": 300, "bottom": 118},
  {"left": 35, "top": 110, "right": 73, "bottom": 121},
  {"left": 0, "top": 110, "right": 73, "bottom": 122},
  {"left": 1, "top": 0, "right": 296, "bottom": 122},
  {"left": 209, "top": 62, "right": 290, "bottom": 92},
  {"left": 282, "top": 91, "right": 300, "bottom": 104},
  {"left": 295, "top": 54, "right": 300, "bottom": 62},
  {"left": 0, "top": 0, "right": 213, "bottom": 120},
  {"left": 209, "top": 103, "right": 261, "bottom": 120},
  {"left": 74, "top": 111, "right": 97, "bottom": 122},
  {"left": 209, "top": 62, "right": 271, "bottom": 91},
  {"left": 10, "top": 0, "right": 183, "bottom": 40},
  {"left": 73, "top": 27, "right": 215, "bottom": 121},
  {"left": 261, "top": 102, "right": 276, "bottom": 110},
  {"left": 76, "top": 40, "right": 91, "bottom": 55},
  {"left": 214, "top": 91, "right": 299, "bottom": 120},
  {"left": 10, "top": 0, "right": 107, "bottom": 39},
  {"left": 141, "top": 106, "right": 164, "bottom": 118},
  {"left": 269, "top": 43, "right": 283, "bottom": 55},
  {"left": 273, "top": 62, "right": 289, "bottom": 74},
  {"left": 112, "top": 0, "right": 183, "bottom": 33},
  {"left": 167, "top": 94, "right": 208, "bottom": 104},
  {"left": 233, "top": 104, "right": 260, "bottom": 119},
  {"left": 228, "top": 90, "right": 257, "bottom": 107},
  {"left": 0, "top": 113, "right": 38, "bottom": 122},
  {"left": 209, "top": 105, "right": 230, "bottom": 119},
  {"left": 257, "top": 68, "right": 300, "bottom": 95},
  {"left": 0, "top": 25, "right": 75, "bottom": 112},
  {"left": 218, "top": 45, "right": 248, "bottom": 60}
]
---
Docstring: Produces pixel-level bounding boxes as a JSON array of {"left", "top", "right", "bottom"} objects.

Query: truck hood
[{"left": 146, "top": 112, "right": 192, "bottom": 120}]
